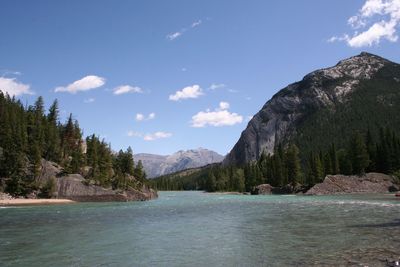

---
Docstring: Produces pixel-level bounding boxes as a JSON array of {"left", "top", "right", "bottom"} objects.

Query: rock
[
  {"left": 271, "top": 183, "right": 309, "bottom": 194},
  {"left": 251, "top": 184, "right": 273, "bottom": 195},
  {"left": 37, "top": 159, "right": 62, "bottom": 185},
  {"left": 0, "top": 192, "right": 13, "bottom": 200},
  {"left": 56, "top": 174, "right": 157, "bottom": 202},
  {"left": 305, "top": 173, "right": 399, "bottom": 195}
]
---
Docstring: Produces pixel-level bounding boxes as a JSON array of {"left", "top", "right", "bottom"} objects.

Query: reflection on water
[{"left": 0, "top": 192, "right": 399, "bottom": 266}]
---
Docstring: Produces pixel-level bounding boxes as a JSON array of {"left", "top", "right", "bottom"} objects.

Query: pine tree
[
  {"left": 286, "top": 144, "right": 301, "bottom": 186},
  {"left": 134, "top": 160, "right": 145, "bottom": 182},
  {"left": 349, "top": 132, "right": 370, "bottom": 175}
]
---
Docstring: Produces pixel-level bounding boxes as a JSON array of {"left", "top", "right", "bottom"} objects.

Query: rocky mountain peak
[
  {"left": 305, "top": 52, "right": 388, "bottom": 81},
  {"left": 135, "top": 148, "right": 224, "bottom": 178}
]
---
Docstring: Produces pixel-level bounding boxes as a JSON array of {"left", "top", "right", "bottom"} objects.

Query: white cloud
[
  {"left": 218, "top": 101, "right": 230, "bottom": 110},
  {"left": 113, "top": 85, "right": 143, "bottom": 95},
  {"left": 136, "top": 113, "right": 145, "bottom": 121},
  {"left": 209, "top": 83, "right": 226, "bottom": 90},
  {"left": 55, "top": 75, "right": 105, "bottom": 93},
  {"left": 169, "top": 85, "right": 203, "bottom": 101},
  {"left": 0, "top": 77, "right": 33, "bottom": 96},
  {"left": 191, "top": 102, "right": 243, "bottom": 127},
  {"left": 191, "top": 20, "right": 202, "bottom": 28},
  {"left": 143, "top": 131, "right": 172, "bottom": 141},
  {"left": 167, "top": 31, "right": 183, "bottom": 41},
  {"left": 166, "top": 19, "right": 204, "bottom": 41},
  {"left": 128, "top": 130, "right": 171, "bottom": 141},
  {"left": 329, "top": 0, "right": 400, "bottom": 47},
  {"left": 348, "top": 20, "right": 398, "bottom": 47},
  {"left": 127, "top": 131, "right": 142, "bottom": 137},
  {"left": 84, "top": 98, "right": 95, "bottom": 103},
  {"left": 135, "top": 112, "right": 155, "bottom": 121}
]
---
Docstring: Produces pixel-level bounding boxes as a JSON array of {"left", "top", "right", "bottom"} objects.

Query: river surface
[{"left": 1, "top": 191, "right": 400, "bottom": 266}]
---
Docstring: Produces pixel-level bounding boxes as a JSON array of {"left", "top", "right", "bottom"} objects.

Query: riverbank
[{"left": 0, "top": 198, "right": 76, "bottom": 206}]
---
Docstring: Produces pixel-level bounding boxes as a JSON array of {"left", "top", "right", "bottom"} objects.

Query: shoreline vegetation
[{"left": 0, "top": 93, "right": 156, "bottom": 202}]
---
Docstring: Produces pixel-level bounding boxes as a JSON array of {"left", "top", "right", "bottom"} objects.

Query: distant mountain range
[{"left": 135, "top": 148, "right": 224, "bottom": 178}]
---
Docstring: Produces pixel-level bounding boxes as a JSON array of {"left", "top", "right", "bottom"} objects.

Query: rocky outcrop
[
  {"left": 223, "top": 52, "right": 399, "bottom": 165},
  {"left": 305, "top": 173, "right": 399, "bottom": 195},
  {"left": 56, "top": 174, "right": 157, "bottom": 201},
  {"left": 136, "top": 148, "right": 224, "bottom": 178},
  {"left": 251, "top": 184, "right": 273, "bottom": 195},
  {"left": 251, "top": 183, "right": 309, "bottom": 195},
  {"left": 31, "top": 159, "right": 158, "bottom": 201}
]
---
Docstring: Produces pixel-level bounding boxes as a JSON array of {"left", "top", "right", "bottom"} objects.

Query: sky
[{"left": 0, "top": 0, "right": 399, "bottom": 156}]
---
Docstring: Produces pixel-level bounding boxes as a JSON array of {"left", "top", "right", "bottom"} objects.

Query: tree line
[
  {"left": 0, "top": 93, "right": 147, "bottom": 196},
  {"left": 152, "top": 128, "right": 400, "bottom": 192}
]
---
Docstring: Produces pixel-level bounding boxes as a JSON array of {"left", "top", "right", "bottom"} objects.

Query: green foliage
[
  {"left": 39, "top": 177, "right": 57, "bottom": 198},
  {"left": 349, "top": 132, "right": 370, "bottom": 175},
  {"left": 0, "top": 93, "right": 149, "bottom": 196},
  {"left": 153, "top": 126, "right": 400, "bottom": 193}
]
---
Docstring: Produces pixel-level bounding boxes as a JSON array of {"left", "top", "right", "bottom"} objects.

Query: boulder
[
  {"left": 251, "top": 184, "right": 273, "bottom": 195},
  {"left": 305, "top": 172, "right": 399, "bottom": 195}
]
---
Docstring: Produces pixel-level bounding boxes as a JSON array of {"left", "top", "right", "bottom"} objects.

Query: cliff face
[
  {"left": 223, "top": 52, "right": 400, "bottom": 165},
  {"left": 135, "top": 148, "right": 224, "bottom": 178}
]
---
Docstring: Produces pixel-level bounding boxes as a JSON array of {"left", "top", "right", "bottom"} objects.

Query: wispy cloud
[
  {"left": 113, "top": 85, "right": 143, "bottom": 95},
  {"left": 55, "top": 75, "right": 105, "bottom": 94},
  {"left": 191, "top": 20, "right": 202, "bottom": 28},
  {"left": 169, "top": 84, "right": 203, "bottom": 101},
  {"left": 191, "top": 101, "right": 243, "bottom": 128},
  {"left": 0, "top": 69, "right": 21, "bottom": 76},
  {"left": 166, "top": 19, "right": 203, "bottom": 41},
  {"left": 209, "top": 83, "right": 226, "bottom": 90},
  {"left": 127, "top": 131, "right": 172, "bottom": 141},
  {"left": 329, "top": 0, "right": 400, "bottom": 47},
  {"left": 143, "top": 131, "right": 172, "bottom": 141},
  {"left": 84, "top": 98, "right": 95, "bottom": 103},
  {"left": 0, "top": 77, "right": 33, "bottom": 96},
  {"left": 167, "top": 31, "right": 183, "bottom": 41},
  {"left": 135, "top": 112, "right": 155, "bottom": 121}
]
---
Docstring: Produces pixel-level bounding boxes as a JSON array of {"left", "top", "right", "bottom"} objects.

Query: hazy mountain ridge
[
  {"left": 135, "top": 148, "right": 224, "bottom": 178},
  {"left": 223, "top": 52, "right": 400, "bottom": 165}
]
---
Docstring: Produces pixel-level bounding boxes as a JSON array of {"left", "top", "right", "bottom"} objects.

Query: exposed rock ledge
[
  {"left": 305, "top": 173, "right": 399, "bottom": 195},
  {"left": 42, "top": 159, "right": 157, "bottom": 202},
  {"left": 56, "top": 175, "right": 158, "bottom": 202}
]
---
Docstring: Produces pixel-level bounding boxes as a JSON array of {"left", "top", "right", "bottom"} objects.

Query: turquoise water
[{"left": 1, "top": 192, "right": 400, "bottom": 266}]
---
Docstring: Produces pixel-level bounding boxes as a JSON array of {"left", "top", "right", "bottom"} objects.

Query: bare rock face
[
  {"left": 305, "top": 173, "right": 399, "bottom": 195},
  {"left": 251, "top": 184, "right": 273, "bottom": 195},
  {"left": 37, "top": 159, "right": 62, "bottom": 185},
  {"left": 56, "top": 174, "right": 157, "bottom": 201},
  {"left": 223, "top": 52, "right": 396, "bottom": 166}
]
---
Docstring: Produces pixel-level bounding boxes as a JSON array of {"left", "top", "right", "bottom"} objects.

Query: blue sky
[{"left": 0, "top": 0, "right": 399, "bottom": 155}]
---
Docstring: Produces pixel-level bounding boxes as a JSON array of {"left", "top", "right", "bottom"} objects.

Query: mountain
[
  {"left": 223, "top": 52, "right": 400, "bottom": 166},
  {"left": 135, "top": 148, "right": 224, "bottom": 178}
]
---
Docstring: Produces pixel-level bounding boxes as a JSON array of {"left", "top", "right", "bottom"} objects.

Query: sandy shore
[{"left": 0, "top": 199, "right": 76, "bottom": 206}]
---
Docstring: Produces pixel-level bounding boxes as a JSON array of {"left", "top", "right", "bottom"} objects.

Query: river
[{"left": 1, "top": 191, "right": 400, "bottom": 266}]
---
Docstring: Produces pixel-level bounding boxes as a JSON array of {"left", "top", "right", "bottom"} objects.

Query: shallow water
[{"left": 1, "top": 192, "right": 400, "bottom": 266}]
